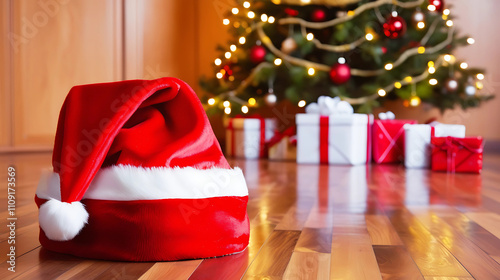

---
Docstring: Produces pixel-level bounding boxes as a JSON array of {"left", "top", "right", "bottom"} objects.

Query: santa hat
[{"left": 35, "top": 77, "right": 249, "bottom": 261}]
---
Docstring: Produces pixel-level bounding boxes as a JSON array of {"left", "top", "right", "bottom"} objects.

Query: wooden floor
[{"left": 1, "top": 152, "right": 500, "bottom": 279}]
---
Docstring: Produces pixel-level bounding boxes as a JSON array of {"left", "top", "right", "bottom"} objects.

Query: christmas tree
[{"left": 200, "top": 0, "right": 493, "bottom": 116}]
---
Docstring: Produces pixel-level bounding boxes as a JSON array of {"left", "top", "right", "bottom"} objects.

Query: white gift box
[
  {"left": 224, "top": 118, "right": 276, "bottom": 159},
  {"left": 296, "top": 113, "right": 372, "bottom": 165},
  {"left": 404, "top": 123, "right": 466, "bottom": 168}
]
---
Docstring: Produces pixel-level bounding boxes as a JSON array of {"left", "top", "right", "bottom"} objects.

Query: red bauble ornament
[
  {"left": 222, "top": 64, "right": 233, "bottom": 79},
  {"left": 250, "top": 45, "right": 266, "bottom": 64},
  {"left": 311, "top": 9, "right": 327, "bottom": 22},
  {"left": 383, "top": 16, "right": 407, "bottom": 39},
  {"left": 381, "top": 46, "right": 387, "bottom": 54},
  {"left": 284, "top": 8, "right": 299, "bottom": 17},
  {"left": 329, "top": 63, "right": 351, "bottom": 84},
  {"left": 430, "top": 0, "right": 444, "bottom": 12}
]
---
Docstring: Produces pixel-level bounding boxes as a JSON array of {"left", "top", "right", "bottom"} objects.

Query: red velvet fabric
[
  {"left": 52, "top": 77, "right": 229, "bottom": 203},
  {"left": 431, "top": 136, "right": 483, "bottom": 173},
  {"left": 35, "top": 196, "right": 249, "bottom": 261},
  {"left": 372, "top": 119, "right": 417, "bottom": 163}
]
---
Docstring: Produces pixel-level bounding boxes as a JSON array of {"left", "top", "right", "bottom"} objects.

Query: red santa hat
[{"left": 35, "top": 77, "right": 249, "bottom": 261}]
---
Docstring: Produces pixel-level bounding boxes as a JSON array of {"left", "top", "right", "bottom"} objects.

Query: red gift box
[
  {"left": 372, "top": 119, "right": 417, "bottom": 163},
  {"left": 431, "top": 136, "right": 483, "bottom": 173}
]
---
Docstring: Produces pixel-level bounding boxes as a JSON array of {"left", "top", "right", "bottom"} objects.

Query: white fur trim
[
  {"left": 39, "top": 199, "right": 89, "bottom": 241},
  {"left": 36, "top": 165, "right": 248, "bottom": 201}
]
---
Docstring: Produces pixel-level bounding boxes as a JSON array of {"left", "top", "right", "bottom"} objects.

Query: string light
[
  {"left": 248, "top": 98, "right": 256, "bottom": 106},
  {"left": 467, "top": 38, "right": 475, "bottom": 45},
  {"left": 232, "top": 8, "right": 239, "bottom": 15},
  {"left": 247, "top": 11, "right": 255, "bottom": 19},
  {"left": 417, "top": 47, "right": 425, "bottom": 54},
  {"left": 446, "top": 20, "right": 453, "bottom": 27},
  {"left": 228, "top": 76, "right": 235, "bottom": 81},
  {"left": 428, "top": 66, "right": 436, "bottom": 74},
  {"left": 243, "top": 1, "right": 250, "bottom": 8},
  {"left": 417, "top": 22, "right": 425, "bottom": 29},
  {"left": 298, "top": 100, "right": 306, "bottom": 107},
  {"left": 223, "top": 19, "right": 230, "bottom": 25},
  {"left": 216, "top": 73, "right": 223, "bottom": 79},
  {"left": 404, "top": 76, "right": 413, "bottom": 83},
  {"left": 261, "top": 14, "right": 268, "bottom": 22},
  {"left": 241, "top": 105, "right": 249, "bottom": 114},
  {"left": 268, "top": 16, "right": 275, "bottom": 23},
  {"left": 443, "top": 9, "right": 450, "bottom": 15},
  {"left": 477, "top": 73, "right": 485, "bottom": 80},
  {"left": 224, "top": 107, "right": 231, "bottom": 114},
  {"left": 410, "top": 96, "right": 421, "bottom": 107},
  {"left": 274, "top": 58, "right": 282, "bottom": 65},
  {"left": 233, "top": 22, "right": 240, "bottom": 28},
  {"left": 365, "top": 33, "right": 374, "bottom": 41},
  {"left": 429, "top": 78, "right": 438, "bottom": 85},
  {"left": 460, "top": 62, "right": 468, "bottom": 69},
  {"left": 428, "top": 61, "right": 434, "bottom": 67},
  {"left": 394, "top": 82, "right": 402, "bottom": 89},
  {"left": 301, "top": 0, "right": 311, "bottom": 3},
  {"left": 223, "top": 101, "right": 230, "bottom": 107},
  {"left": 338, "top": 57, "right": 346, "bottom": 64},
  {"left": 239, "top": 37, "right": 246, "bottom": 44},
  {"left": 391, "top": 11, "right": 398, "bottom": 17},
  {"left": 444, "top": 54, "right": 452, "bottom": 62},
  {"left": 225, "top": 52, "right": 231, "bottom": 59},
  {"left": 208, "top": 98, "right": 215, "bottom": 105},
  {"left": 384, "top": 63, "right": 393, "bottom": 70},
  {"left": 347, "top": 10, "right": 355, "bottom": 16},
  {"left": 306, "top": 33, "right": 314, "bottom": 41},
  {"left": 378, "top": 89, "right": 386, "bottom": 97},
  {"left": 476, "top": 81, "right": 484, "bottom": 89},
  {"left": 214, "top": 58, "right": 222, "bottom": 66},
  {"left": 307, "top": 68, "right": 315, "bottom": 76},
  {"left": 230, "top": 44, "right": 237, "bottom": 52},
  {"left": 427, "top": 5, "right": 436, "bottom": 11}
]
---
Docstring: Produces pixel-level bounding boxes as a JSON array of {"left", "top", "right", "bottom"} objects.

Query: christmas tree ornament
[
  {"left": 383, "top": 16, "right": 407, "bottom": 39},
  {"left": 412, "top": 10, "right": 425, "bottom": 23},
  {"left": 329, "top": 63, "right": 351, "bottom": 84},
  {"left": 445, "top": 78, "right": 458, "bottom": 92},
  {"left": 465, "top": 84, "right": 477, "bottom": 96},
  {"left": 311, "top": 8, "right": 327, "bottom": 22},
  {"left": 265, "top": 91, "right": 277, "bottom": 106},
  {"left": 35, "top": 77, "right": 249, "bottom": 261},
  {"left": 284, "top": 7, "right": 299, "bottom": 17},
  {"left": 429, "top": 0, "right": 444, "bottom": 12},
  {"left": 222, "top": 64, "right": 233, "bottom": 79},
  {"left": 250, "top": 45, "right": 267, "bottom": 64},
  {"left": 281, "top": 37, "right": 298, "bottom": 54}
]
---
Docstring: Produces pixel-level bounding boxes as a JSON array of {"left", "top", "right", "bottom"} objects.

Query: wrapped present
[
  {"left": 372, "top": 112, "right": 417, "bottom": 164},
  {"left": 224, "top": 116, "right": 276, "bottom": 159},
  {"left": 431, "top": 136, "right": 483, "bottom": 173},
  {"left": 404, "top": 123, "right": 466, "bottom": 168},
  {"left": 296, "top": 96, "right": 373, "bottom": 165},
  {"left": 268, "top": 126, "right": 297, "bottom": 161}
]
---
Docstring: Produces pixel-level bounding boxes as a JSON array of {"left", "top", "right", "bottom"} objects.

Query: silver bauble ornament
[
  {"left": 465, "top": 85, "right": 476, "bottom": 96},
  {"left": 412, "top": 11, "right": 425, "bottom": 23},
  {"left": 265, "top": 92, "right": 277, "bottom": 106},
  {"left": 445, "top": 78, "right": 458, "bottom": 92},
  {"left": 281, "top": 37, "right": 298, "bottom": 54}
]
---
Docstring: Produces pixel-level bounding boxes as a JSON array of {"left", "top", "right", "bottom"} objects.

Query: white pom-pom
[
  {"left": 39, "top": 199, "right": 89, "bottom": 241},
  {"left": 386, "top": 111, "right": 395, "bottom": 120},
  {"left": 378, "top": 112, "right": 387, "bottom": 120}
]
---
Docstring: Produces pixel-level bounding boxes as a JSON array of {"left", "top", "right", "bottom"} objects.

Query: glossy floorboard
[{"left": 1, "top": 152, "right": 500, "bottom": 279}]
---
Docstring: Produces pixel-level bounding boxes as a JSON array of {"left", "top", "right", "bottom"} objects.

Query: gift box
[
  {"left": 268, "top": 126, "right": 297, "bottom": 161},
  {"left": 372, "top": 115, "right": 417, "bottom": 164},
  {"left": 431, "top": 136, "right": 483, "bottom": 173},
  {"left": 296, "top": 96, "right": 373, "bottom": 165},
  {"left": 224, "top": 117, "right": 276, "bottom": 159},
  {"left": 404, "top": 123, "right": 466, "bottom": 169}
]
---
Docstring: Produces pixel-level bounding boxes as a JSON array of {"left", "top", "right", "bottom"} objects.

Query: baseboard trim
[{"left": 0, "top": 146, "right": 53, "bottom": 154}]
